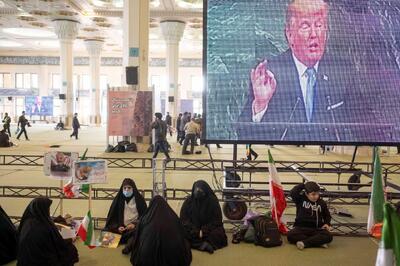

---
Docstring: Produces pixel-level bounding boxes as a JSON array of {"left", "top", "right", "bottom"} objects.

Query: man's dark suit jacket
[
  {"left": 238, "top": 49, "right": 393, "bottom": 142},
  {"left": 32, "top": 104, "right": 47, "bottom": 116}
]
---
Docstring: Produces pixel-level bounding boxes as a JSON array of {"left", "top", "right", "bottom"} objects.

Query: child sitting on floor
[{"left": 287, "top": 181, "right": 333, "bottom": 250}]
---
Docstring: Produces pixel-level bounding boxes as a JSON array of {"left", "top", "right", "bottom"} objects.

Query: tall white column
[
  {"left": 53, "top": 19, "right": 79, "bottom": 127},
  {"left": 85, "top": 39, "right": 103, "bottom": 125},
  {"left": 122, "top": 0, "right": 149, "bottom": 90},
  {"left": 160, "top": 21, "right": 185, "bottom": 118}
]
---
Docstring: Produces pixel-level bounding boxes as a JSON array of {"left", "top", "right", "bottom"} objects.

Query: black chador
[
  {"left": 0, "top": 206, "right": 17, "bottom": 265},
  {"left": 104, "top": 178, "right": 147, "bottom": 248},
  {"left": 130, "top": 196, "right": 192, "bottom": 266},
  {"left": 17, "top": 197, "right": 79, "bottom": 266},
  {"left": 180, "top": 180, "right": 228, "bottom": 253}
]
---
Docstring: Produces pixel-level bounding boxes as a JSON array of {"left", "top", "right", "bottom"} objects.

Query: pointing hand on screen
[{"left": 251, "top": 60, "right": 277, "bottom": 114}]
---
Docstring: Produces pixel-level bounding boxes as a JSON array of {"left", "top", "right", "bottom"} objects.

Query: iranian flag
[
  {"left": 375, "top": 203, "right": 400, "bottom": 266},
  {"left": 77, "top": 211, "right": 97, "bottom": 249},
  {"left": 63, "top": 148, "right": 90, "bottom": 198},
  {"left": 63, "top": 180, "right": 89, "bottom": 198},
  {"left": 367, "top": 147, "right": 386, "bottom": 238},
  {"left": 268, "top": 150, "right": 288, "bottom": 234}
]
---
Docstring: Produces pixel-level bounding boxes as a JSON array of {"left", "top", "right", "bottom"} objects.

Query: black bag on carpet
[
  {"left": 250, "top": 216, "right": 282, "bottom": 248},
  {"left": 126, "top": 143, "right": 138, "bottom": 152}
]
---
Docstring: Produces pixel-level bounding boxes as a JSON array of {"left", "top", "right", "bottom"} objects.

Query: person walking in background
[
  {"left": 176, "top": 113, "right": 183, "bottom": 142},
  {"left": 151, "top": 112, "right": 171, "bottom": 162},
  {"left": 17, "top": 111, "right": 29, "bottom": 141},
  {"left": 70, "top": 113, "right": 80, "bottom": 140},
  {"left": 2, "top": 112, "right": 11, "bottom": 136},
  {"left": 165, "top": 112, "right": 173, "bottom": 137},
  {"left": 179, "top": 112, "right": 189, "bottom": 145},
  {"left": 182, "top": 118, "right": 200, "bottom": 155},
  {"left": 246, "top": 144, "right": 258, "bottom": 160}
]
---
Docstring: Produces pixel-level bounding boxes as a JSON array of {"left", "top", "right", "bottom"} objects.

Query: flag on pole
[
  {"left": 268, "top": 150, "right": 288, "bottom": 234},
  {"left": 63, "top": 180, "right": 80, "bottom": 198},
  {"left": 367, "top": 147, "right": 386, "bottom": 238},
  {"left": 375, "top": 203, "right": 400, "bottom": 266},
  {"left": 63, "top": 181, "right": 90, "bottom": 198},
  {"left": 77, "top": 211, "right": 97, "bottom": 249},
  {"left": 63, "top": 148, "right": 90, "bottom": 198}
]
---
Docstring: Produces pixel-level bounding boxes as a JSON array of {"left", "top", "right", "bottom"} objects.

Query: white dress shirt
[{"left": 252, "top": 54, "right": 319, "bottom": 122}]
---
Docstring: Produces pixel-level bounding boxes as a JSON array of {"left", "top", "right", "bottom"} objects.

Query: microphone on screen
[
  {"left": 280, "top": 97, "right": 301, "bottom": 141},
  {"left": 326, "top": 95, "right": 341, "bottom": 142}
]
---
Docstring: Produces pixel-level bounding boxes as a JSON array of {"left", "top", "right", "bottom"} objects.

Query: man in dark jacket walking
[
  {"left": 176, "top": 113, "right": 182, "bottom": 142},
  {"left": 17, "top": 111, "right": 29, "bottom": 141},
  {"left": 70, "top": 113, "right": 80, "bottom": 140},
  {"left": 2, "top": 112, "right": 11, "bottom": 136},
  {"left": 151, "top": 112, "right": 171, "bottom": 162},
  {"left": 165, "top": 112, "right": 172, "bottom": 136}
]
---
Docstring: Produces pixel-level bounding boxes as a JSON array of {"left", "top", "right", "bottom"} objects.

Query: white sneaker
[
  {"left": 296, "top": 241, "right": 305, "bottom": 250},
  {"left": 322, "top": 244, "right": 329, "bottom": 249}
]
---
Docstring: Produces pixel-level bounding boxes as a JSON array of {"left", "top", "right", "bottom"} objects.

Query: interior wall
[{"left": 0, "top": 63, "right": 203, "bottom": 123}]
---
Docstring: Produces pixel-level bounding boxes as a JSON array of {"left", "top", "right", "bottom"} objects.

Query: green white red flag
[{"left": 268, "top": 150, "right": 288, "bottom": 234}]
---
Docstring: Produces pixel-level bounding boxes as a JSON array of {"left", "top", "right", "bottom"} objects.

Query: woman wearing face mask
[
  {"left": 180, "top": 180, "right": 228, "bottom": 254},
  {"left": 104, "top": 178, "right": 147, "bottom": 253}
]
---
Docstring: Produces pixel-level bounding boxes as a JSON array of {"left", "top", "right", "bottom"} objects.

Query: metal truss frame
[
  {"left": 2, "top": 154, "right": 400, "bottom": 236},
  {"left": 1, "top": 154, "right": 400, "bottom": 174},
  {"left": 3, "top": 185, "right": 399, "bottom": 235}
]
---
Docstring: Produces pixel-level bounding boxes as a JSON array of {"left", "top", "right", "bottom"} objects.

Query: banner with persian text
[{"left": 107, "top": 90, "right": 152, "bottom": 137}]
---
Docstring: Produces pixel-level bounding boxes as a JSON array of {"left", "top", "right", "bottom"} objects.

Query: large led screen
[
  {"left": 25, "top": 96, "right": 54, "bottom": 116},
  {"left": 204, "top": 0, "right": 400, "bottom": 145}
]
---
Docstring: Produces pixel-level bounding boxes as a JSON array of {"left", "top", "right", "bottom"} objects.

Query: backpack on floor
[
  {"left": 147, "top": 144, "right": 153, "bottom": 153},
  {"left": 126, "top": 143, "right": 137, "bottom": 152},
  {"left": 250, "top": 216, "right": 282, "bottom": 248},
  {"left": 105, "top": 145, "right": 114, "bottom": 153},
  {"left": 113, "top": 144, "right": 125, "bottom": 153}
]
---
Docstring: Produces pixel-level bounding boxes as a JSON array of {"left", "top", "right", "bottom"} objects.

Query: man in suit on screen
[{"left": 238, "top": 0, "right": 385, "bottom": 142}]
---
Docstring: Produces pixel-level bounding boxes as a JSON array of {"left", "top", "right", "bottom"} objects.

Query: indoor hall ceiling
[{"left": 0, "top": 0, "right": 203, "bottom": 57}]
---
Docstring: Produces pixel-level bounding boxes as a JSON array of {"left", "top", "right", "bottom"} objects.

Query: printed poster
[
  {"left": 44, "top": 152, "right": 79, "bottom": 180},
  {"left": 73, "top": 160, "right": 107, "bottom": 184}
]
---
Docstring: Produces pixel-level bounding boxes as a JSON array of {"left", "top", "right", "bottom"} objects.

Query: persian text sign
[{"left": 108, "top": 91, "right": 136, "bottom": 136}]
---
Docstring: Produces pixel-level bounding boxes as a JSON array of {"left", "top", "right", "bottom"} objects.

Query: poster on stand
[
  {"left": 73, "top": 160, "right": 107, "bottom": 185},
  {"left": 44, "top": 152, "right": 79, "bottom": 180}
]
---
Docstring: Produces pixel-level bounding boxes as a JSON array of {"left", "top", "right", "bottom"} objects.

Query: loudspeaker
[
  {"left": 168, "top": 96, "right": 174, "bottom": 103},
  {"left": 126, "top": 66, "right": 138, "bottom": 85},
  {"left": 7, "top": 97, "right": 12, "bottom": 101},
  {"left": 59, "top": 94, "right": 66, "bottom": 100}
]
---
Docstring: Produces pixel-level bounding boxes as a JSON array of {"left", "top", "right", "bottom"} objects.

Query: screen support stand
[
  {"left": 371, "top": 146, "right": 376, "bottom": 173},
  {"left": 350, "top": 146, "right": 358, "bottom": 169},
  {"left": 233, "top": 144, "right": 238, "bottom": 168}
]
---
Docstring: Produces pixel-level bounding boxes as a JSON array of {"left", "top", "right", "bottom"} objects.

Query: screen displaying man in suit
[
  {"left": 238, "top": 0, "right": 388, "bottom": 142},
  {"left": 250, "top": 0, "right": 328, "bottom": 123},
  {"left": 31, "top": 96, "right": 45, "bottom": 115}
]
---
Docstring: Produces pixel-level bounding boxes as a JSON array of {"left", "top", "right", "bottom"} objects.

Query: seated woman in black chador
[
  {"left": 180, "top": 180, "right": 228, "bottom": 254},
  {"left": 129, "top": 195, "right": 192, "bottom": 266},
  {"left": 0, "top": 205, "right": 17, "bottom": 265},
  {"left": 17, "top": 197, "right": 79, "bottom": 266},
  {"left": 104, "top": 178, "right": 147, "bottom": 252}
]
